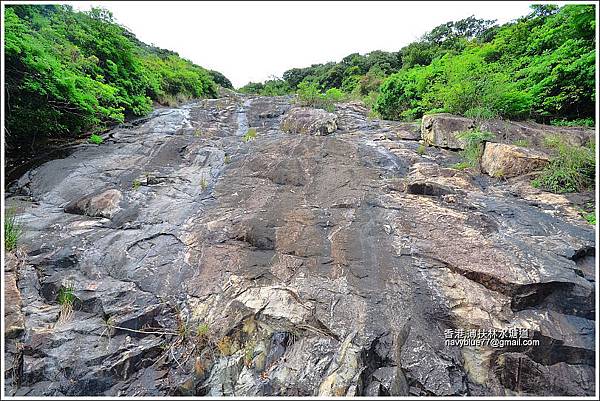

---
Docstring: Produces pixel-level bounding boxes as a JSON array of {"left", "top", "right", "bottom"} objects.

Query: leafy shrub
[
  {"left": 532, "top": 138, "right": 595, "bottom": 193},
  {"left": 89, "top": 134, "right": 104, "bottom": 144},
  {"left": 4, "top": 209, "right": 22, "bottom": 251},
  {"left": 296, "top": 82, "right": 344, "bottom": 112}
]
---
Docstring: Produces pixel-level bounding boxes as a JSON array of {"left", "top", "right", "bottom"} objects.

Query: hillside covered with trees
[
  {"left": 4, "top": 4, "right": 231, "bottom": 150},
  {"left": 240, "top": 4, "right": 595, "bottom": 126}
]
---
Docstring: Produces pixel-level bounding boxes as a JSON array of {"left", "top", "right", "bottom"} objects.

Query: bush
[
  {"left": 296, "top": 82, "right": 344, "bottom": 112},
  {"left": 89, "top": 134, "right": 104, "bottom": 144},
  {"left": 532, "top": 138, "right": 595, "bottom": 193}
]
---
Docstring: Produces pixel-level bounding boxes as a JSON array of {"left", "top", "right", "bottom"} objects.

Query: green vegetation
[
  {"left": 239, "top": 5, "right": 594, "bottom": 127},
  {"left": 451, "top": 161, "right": 472, "bottom": 170},
  {"left": 57, "top": 282, "right": 75, "bottom": 323},
  {"left": 88, "top": 134, "right": 104, "bottom": 144},
  {"left": 550, "top": 118, "right": 595, "bottom": 127},
  {"left": 454, "top": 130, "right": 495, "bottom": 168},
  {"left": 242, "top": 128, "right": 257, "bottom": 142},
  {"left": 196, "top": 322, "right": 210, "bottom": 337},
  {"left": 416, "top": 143, "right": 427, "bottom": 155},
  {"left": 239, "top": 78, "right": 291, "bottom": 96},
  {"left": 4, "top": 209, "right": 22, "bottom": 252},
  {"left": 200, "top": 177, "right": 208, "bottom": 190},
  {"left": 132, "top": 179, "right": 141, "bottom": 190},
  {"left": 583, "top": 212, "right": 596, "bottom": 225},
  {"left": 512, "top": 139, "right": 530, "bottom": 147},
  {"left": 224, "top": 154, "right": 231, "bottom": 164},
  {"left": 295, "top": 82, "right": 345, "bottom": 112},
  {"left": 5, "top": 5, "right": 229, "bottom": 150},
  {"left": 532, "top": 137, "right": 595, "bottom": 193},
  {"left": 375, "top": 5, "right": 595, "bottom": 123},
  {"left": 57, "top": 284, "right": 75, "bottom": 306}
]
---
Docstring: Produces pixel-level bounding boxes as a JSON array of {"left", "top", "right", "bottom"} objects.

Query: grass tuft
[
  {"left": 4, "top": 208, "right": 22, "bottom": 252},
  {"left": 532, "top": 137, "right": 595, "bottom": 193},
  {"left": 453, "top": 129, "right": 495, "bottom": 169}
]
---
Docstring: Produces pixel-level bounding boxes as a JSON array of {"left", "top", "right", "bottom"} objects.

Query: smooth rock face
[
  {"left": 421, "top": 113, "right": 476, "bottom": 149},
  {"left": 281, "top": 107, "right": 337, "bottom": 136},
  {"left": 481, "top": 143, "right": 550, "bottom": 178},
  {"left": 4, "top": 94, "right": 595, "bottom": 397}
]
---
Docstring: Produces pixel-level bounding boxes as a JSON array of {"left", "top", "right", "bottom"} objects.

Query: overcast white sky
[{"left": 67, "top": 1, "right": 556, "bottom": 88}]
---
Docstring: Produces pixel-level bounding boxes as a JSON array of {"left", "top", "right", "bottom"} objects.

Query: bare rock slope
[{"left": 4, "top": 95, "right": 595, "bottom": 396}]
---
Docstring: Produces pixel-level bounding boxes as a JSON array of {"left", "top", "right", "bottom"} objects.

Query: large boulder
[
  {"left": 421, "top": 114, "right": 475, "bottom": 149},
  {"left": 404, "top": 162, "right": 480, "bottom": 196},
  {"left": 64, "top": 188, "right": 123, "bottom": 218},
  {"left": 481, "top": 142, "right": 550, "bottom": 178},
  {"left": 281, "top": 107, "right": 337, "bottom": 136}
]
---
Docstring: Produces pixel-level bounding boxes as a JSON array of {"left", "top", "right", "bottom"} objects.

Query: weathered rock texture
[
  {"left": 4, "top": 94, "right": 595, "bottom": 397},
  {"left": 421, "top": 113, "right": 594, "bottom": 150},
  {"left": 281, "top": 107, "right": 337, "bottom": 136},
  {"left": 481, "top": 143, "right": 550, "bottom": 178},
  {"left": 421, "top": 113, "right": 475, "bottom": 149}
]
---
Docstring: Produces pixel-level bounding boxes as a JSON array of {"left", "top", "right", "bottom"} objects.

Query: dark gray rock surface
[{"left": 4, "top": 94, "right": 595, "bottom": 396}]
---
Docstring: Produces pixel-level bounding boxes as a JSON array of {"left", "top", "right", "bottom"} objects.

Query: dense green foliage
[
  {"left": 239, "top": 78, "right": 291, "bottom": 96},
  {"left": 532, "top": 136, "right": 595, "bottom": 193},
  {"left": 376, "top": 5, "right": 595, "bottom": 123},
  {"left": 240, "top": 5, "right": 594, "bottom": 126},
  {"left": 4, "top": 5, "right": 229, "bottom": 148}
]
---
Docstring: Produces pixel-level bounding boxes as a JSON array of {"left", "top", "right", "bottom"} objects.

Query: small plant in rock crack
[
  {"left": 89, "top": 134, "right": 104, "bottom": 144},
  {"left": 4, "top": 208, "right": 22, "bottom": 252},
  {"left": 216, "top": 335, "right": 238, "bottom": 356},
  {"left": 132, "top": 179, "right": 141, "bottom": 190},
  {"left": 194, "top": 129, "right": 203, "bottom": 137},
  {"left": 57, "top": 282, "right": 75, "bottom": 323},
  {"left": 196, "top": 323, "right": 210, "bottom": 338},
  {"left": 242, "top": 128, "right": 257, "bottom": 142},
  {"left": 416, "top": 143, "right": 427, "bottom": 155},
  {"left": 200, "top": 177, "right": 208, "bottom": 191},
  {"left": 243, "top": 340, "right": 257, "bottom": 368},
  {"left": 224, "top": 154, "right": 231, "bottom": 164},
  {"left": 584, "top": 212, "right": 596, "bottom": 225}
]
